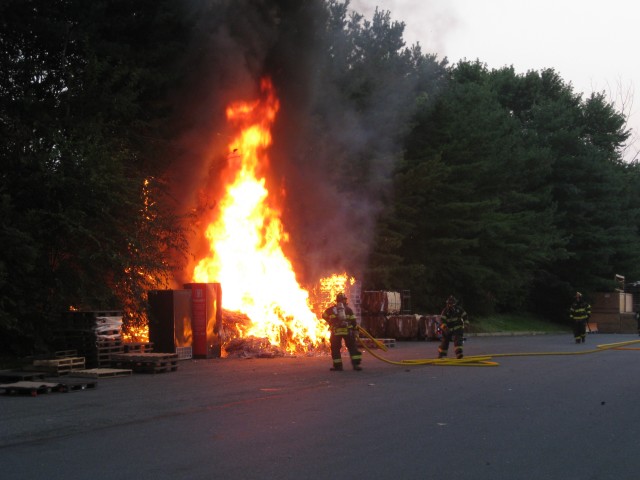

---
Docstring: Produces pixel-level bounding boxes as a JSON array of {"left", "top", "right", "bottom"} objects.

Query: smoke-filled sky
[
  {"left": 352, "top": 0, "right": 640, "bottom": 161},
  {"left": 172, "top": 0, "right": 405, "bottom": 287}
]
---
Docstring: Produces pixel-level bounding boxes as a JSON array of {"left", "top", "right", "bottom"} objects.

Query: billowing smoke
[{"left": 166, "top": 0, "right": 419, "bottom": 288}]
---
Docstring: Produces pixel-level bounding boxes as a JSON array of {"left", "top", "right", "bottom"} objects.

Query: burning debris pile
[
  {"left": 224, "top": 336, "right": 287, "bottom": 358},
  {"left": 221, "top": 309, "right": 329, "bottom": 358},
  {"left": 221, "top": 310, "right": 285, "bottom": 358}
]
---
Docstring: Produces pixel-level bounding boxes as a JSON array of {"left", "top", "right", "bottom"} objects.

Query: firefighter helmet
[
  {"left": 336, "top": 293, "right": 347, "bottom": 304},
  {"left": 446, "top": 295, "right": 457, "bottom": 305}
]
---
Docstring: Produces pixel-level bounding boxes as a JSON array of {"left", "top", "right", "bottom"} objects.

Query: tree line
[
  {"left": 367, "top": 59, "right": 640, "bottom": 318},
  {"left": 314, "top": 2, "right": 639, "bottom": 318},
  {"left": 1, "top": 0, "right": 638, "bottom": 354}
]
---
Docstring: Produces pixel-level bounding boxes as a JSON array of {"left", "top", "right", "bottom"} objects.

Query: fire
[
  {"left": 193, "top": 78, "right": 335, "bottom": 353},
  {"left": 315, "top": 273, "right": 356, "bottom": 313}
]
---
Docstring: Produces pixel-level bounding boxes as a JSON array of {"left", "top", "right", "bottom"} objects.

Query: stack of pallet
[
  {"left": 94, "top": 315, "right": 125, "bottom": 366},
  {"left": 32, "top": 355, "right": 85, "bottom": 376},
  {"left": 55, "top": 310, "right": 124, "bottom": 367},
  {"left": 110, "top": 352, "right": 178, "bottom": 374}
]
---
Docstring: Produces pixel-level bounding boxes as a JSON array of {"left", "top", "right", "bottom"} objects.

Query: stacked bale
[
  {"left": 385, "top": 314, "right": 420, "bottom": 340},
  {"left": 360, "top": 291, "right": 405, "bottom": 339}
]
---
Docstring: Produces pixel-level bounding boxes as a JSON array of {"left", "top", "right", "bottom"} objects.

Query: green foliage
[
  {"left": 470, "top": 312, "right": 570, "bottom": 334},
  {"left": 370, "top": 58, "right": 636, "bottom": 318},
  {"left": 0, "top": 0, "right": 191, "bottom": 354}
]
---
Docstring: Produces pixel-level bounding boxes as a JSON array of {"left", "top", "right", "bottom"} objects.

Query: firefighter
[
  {"left": 322, "top": 293, "right": 362, "bottom": 371},
  {"left": 570, "top": 291, "right": 591, "bottom": 343},
  {"left": 438, "top": 295, "right": 467, "bottom": 359}
]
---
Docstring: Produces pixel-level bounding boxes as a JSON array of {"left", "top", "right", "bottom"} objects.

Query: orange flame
[
  {"left": 192, "top": 78, "right": 333, "bottom": 353},
  {"left": 315, "top": 273, "right": 356, "bottom": 313}
]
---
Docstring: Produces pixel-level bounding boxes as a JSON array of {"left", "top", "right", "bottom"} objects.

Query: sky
[{"left": 351, "top": 0, "right": 639, "bottom": 161}]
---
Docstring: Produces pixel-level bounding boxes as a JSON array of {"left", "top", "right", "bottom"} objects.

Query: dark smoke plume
[{"left": 167, "top": 0, "right": 418, "bottom": 288}]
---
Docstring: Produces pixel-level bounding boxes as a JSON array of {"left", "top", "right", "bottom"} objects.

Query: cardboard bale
[
  {"left": 592, "top": 312, "right": 637, "bottom": 333},
  {"left": 386, "top": 292, "right": 402, "bottom": 314},
  {"left": 361, "top": 291, "right": 402, "bottom": 315},
  {"left": 619, "top": 313, "right": 637, "bottom": 333},
  {"left": 417, "top": 315, "right": 442, "bottom": 340},
  {"left": 591, "top": 313, "right": 621, "bottom": 333},
  {"left": 361, "top": 291, "right": 386, "bottom": 314},
  {"left": 360, "top": 314, "right": 387, "bottom": 338},
  {"left": 591, "top": 292, "right": 633, "bottom": 313},
  {"left": 386, "top": 314, "right": 419, "bottom": 340}
]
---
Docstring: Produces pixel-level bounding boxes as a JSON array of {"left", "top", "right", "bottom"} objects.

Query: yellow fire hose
[{"left": 356, "top": 326, "right": 640, "bottom": 367}]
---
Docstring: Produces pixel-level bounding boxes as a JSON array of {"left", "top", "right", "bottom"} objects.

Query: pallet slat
[
  {"left": 70, "top": 368, "right": 132, "bottom": 378},
  {"left": 33, "top": 357, "right": 85, "bottom": 367}
]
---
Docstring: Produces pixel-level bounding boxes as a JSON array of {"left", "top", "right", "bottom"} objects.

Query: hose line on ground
[{"left": 356, "top": 326, "right": 640, "bottom": 367}]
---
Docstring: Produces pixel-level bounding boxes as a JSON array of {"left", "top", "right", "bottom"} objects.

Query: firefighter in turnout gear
[
  {"left": 322, "top": 293, "right": 362, "bottom": 371},
  {"left": 570, "top": 292, "right": 591, "bottom": 343},
  {"left": 438, "top": 295, "right": 467, "bottom": 359}
]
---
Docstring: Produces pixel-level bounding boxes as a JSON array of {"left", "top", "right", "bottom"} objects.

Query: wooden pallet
[
  {"left": 46, "top": 377, "right": 98, "bottom": 392},
  {"left": 0, "top": 375, "right": 97, "bottom": 396},
  {"left": 32, "top": 357, "right": 86, "bottom": 376},
  {"left": 0, "top": 381, "right": 62, "bottom": 396},
  {"left": 0, "top": 370, "right": 47, "bottom": 383},
  {"left": 95, "top": 343, "right": 125, "bottom": 368},
  {"left": 96, "top": 338, "right": 123, "bottom": 347},
  {"left": 110, "top": 353, "right": 178, "bottom": 374},
  {"left": 70, "top": 368, "right": 132, "bottom": 378}
]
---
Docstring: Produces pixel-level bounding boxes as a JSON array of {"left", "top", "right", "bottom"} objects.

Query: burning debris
[
  {"left": 221, "top": 309, "right": 329, "bottom": 358},
  {"left": 224, "top": 337, "right": 288, "bottom": 358}
]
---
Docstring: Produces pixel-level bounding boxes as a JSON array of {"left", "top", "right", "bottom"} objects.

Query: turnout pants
[
  {"left": 438, "top": 330, "right": 464, "bottom": 359},
  {"left": 573, "top": 320, "right": 587, "bottom": 343},
  {"left": 330, "top": 332, "right": 362, "bottom": 369}
]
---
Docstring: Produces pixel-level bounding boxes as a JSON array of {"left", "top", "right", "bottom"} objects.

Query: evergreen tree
[
  {"left": 395, "top": 61, "right": 562, "bottom": 313},
  {"left": 0, "top": 0, "right": 191, "bottom": 353}
]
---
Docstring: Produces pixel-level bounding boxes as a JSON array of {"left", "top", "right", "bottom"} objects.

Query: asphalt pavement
[{"left": 1, "top": 333, "right": 639, "bottom": 480}]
